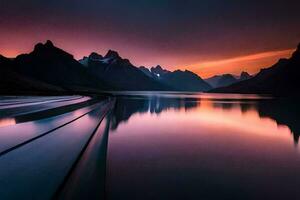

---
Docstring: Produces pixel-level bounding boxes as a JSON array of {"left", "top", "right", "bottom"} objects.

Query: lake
[
  {"left": 106, "top": 92, "right": 300, "bottom": 200},
  {"left": 0, "top": 93, "right": 299, "bottom": 200}
]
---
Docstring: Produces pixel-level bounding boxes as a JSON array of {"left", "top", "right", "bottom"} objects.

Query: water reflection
[
  {"left": 0, "top": 118, "right": 16, "bottom": 127},
  {"left": 110, "top": 93, "right": 300, "bottom": 146},
  {"left": 110, "top": 96, "right": 198, "bottom": 130},
  {"left": 107, "top": 93, "right": 300, "bottom": 200},
  {"left": 257, "top": 99, "right": 300, "bottom": 145}
]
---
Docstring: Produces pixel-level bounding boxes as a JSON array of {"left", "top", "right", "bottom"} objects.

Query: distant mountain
[
  {"left": 139, "top": 65, "right": 171, "bottom": 79},
  {"left": 81, "top": 51, "right": 171, "bottom": 91},
  {"left": 204, "top": 75, "right": 222, "bottom": 88},
  {"left": 160, "top": 70, "right": 211, "bottom": 91},
  {"left": 150, "top": 65, "right": 170, "bottom": 76},
  {"left": 239, "top": 71, "right": 252, "bottom": 81},
  {"left": 82, "top": 50, "right": 210, "bottom": 91},
  {"left": 139, "top": 65, "right": 211, "bottom": 91},
  {"left": 211, "top": 43, "right": 300, "bottom": 96},
  {"left": 139, "top": 66, "right": 156, "bottom": 78},
  {"left": 205, "top": 72, "right": 252, "bottom": 88},
  {"left": 216, "top": 74, "right": 237, "bottom": 88}
]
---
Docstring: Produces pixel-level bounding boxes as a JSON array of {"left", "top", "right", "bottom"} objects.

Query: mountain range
[
  {"left": 0, "top": 40, "right": 212, "bottom": 94},
  {"left": 77, "top": 46, "right": 211, "bottom": 92},
  {"left": 0, "top": 40, "right": 299, "bottom": 96},
  {"left": 79, "top": 51, "right": 170, "bottom": 91}
]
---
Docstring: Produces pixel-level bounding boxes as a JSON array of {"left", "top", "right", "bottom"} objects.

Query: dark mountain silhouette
[
  {"left": 139, "top": 65, "right": 170, "bottom": 79},
  {"left": 1, "top": 40, "right": 210, "bottom": 93},
  {"left": 216, "top": 74, "right": 237, "bottom": 88},
  {"left": 160, "top": 70, "right": 212, "bottom": 91},
  {"left": 3, "top": 39, "right": 297, "bottom": 96},
  {"left": 205, "top": 74, "right": 237, "bottom": 88},
  {"left": 12, "top": 40, "right": 109, "bottom": 91},
  {"left": 139, "top": 66, "right": 156, "bottom": 78},
  {"left": 204, "top": 75, "right": 222, "bottom": 88},
  {"left": 81, "top": 51, "right": 171, "bottom": 91},
  {"left": 150, "top": 65, "right": 170, "bottom": 76},
  {"left": 139, "top": 65, "right": 211, "bottom": 91},
  {"left": 0, "top": 55, "right": 65, "bottom": 94},
  {"left": 205, "top": 72, "right": 252, "bottom": 88},
  {"left": 211, "top": 43, "right": 300, "bottom": 96},
  {"left": 239, "top": 71, "right": 252, "bottom": 81}
]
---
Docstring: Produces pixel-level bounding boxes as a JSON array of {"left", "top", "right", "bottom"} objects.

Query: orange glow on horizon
[
  {"left": 185, "top": 49, "right": 295, "bottom": 78},
  {"left": 0, "top": 50, "right": 24, "bottom": 58}
]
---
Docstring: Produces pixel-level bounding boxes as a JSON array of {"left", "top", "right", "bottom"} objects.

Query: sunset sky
[{"left": 0, "top": 0, "right": 299, "bottom": 78}]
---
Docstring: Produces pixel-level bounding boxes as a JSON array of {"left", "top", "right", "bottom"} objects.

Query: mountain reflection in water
[
  {"left": 110, "top": 93, "right": 300, "bottom": 146},
  {"left": 107, "top": 93, "right": 300, "bottom": 200},
  {"left": 110, "top": 95, "right": 198, "bottom": 130}
]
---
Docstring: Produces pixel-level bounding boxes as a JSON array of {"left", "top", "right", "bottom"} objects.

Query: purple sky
[{"left": 0, "top": 0, "right": 299, "bottom": 77}]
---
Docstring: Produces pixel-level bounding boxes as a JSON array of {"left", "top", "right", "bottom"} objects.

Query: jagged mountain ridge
[
  {"left": 12, "top": 40, "right": 110, "bottom": 91},
  {"left": 81, "top": 50, "right": 211, "bottom": 91},
  {"left": 80, "top": 51, "right": 171, "bottom": 91},
  {"left": 1, "top": 40, "right": 212, "bottom": 93}
]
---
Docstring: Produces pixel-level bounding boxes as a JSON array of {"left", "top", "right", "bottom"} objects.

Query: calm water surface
[{"left": 106, "top": 92, "right": 300, "bottom": 200}]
